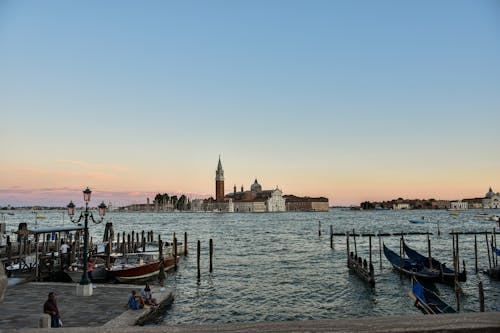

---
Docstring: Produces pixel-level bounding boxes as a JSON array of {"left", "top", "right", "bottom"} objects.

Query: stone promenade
[
  {"left": 1, "top": 282, "right": 499, "bottom": 333},
  {"left": 0, "top": 281, "right": 172, "bottom": 330}
]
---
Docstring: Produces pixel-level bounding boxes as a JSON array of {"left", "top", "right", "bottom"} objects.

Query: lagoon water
[{"left": 4, "top": 209, "right": 500, "bottom": 324}]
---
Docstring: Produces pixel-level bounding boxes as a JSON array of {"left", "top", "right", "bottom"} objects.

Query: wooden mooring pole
[
  {"left": 369, "top": 235, "right": 372, "bottom": 267},
  {"left": 184, "top": 232, "right": 188, "bottom": 255},
  {"left": 486, "top": 233, "right": 492, "bottom": 271},
  {"left": 494, "top": 228, "right": 498, "bottom": 267},
  {"left": 474, "top": 234, "right": 478, "bottom": 274},
  {"left": 378, "top": 233, "right": 382, "bottom": 270},
  {"left": 209, "top": 238, "right": 213, "bottom": 273},
  {"left": 318, "top": 221, "right": 321, "bottom": 237},
  {"left": 346, "top": 231, "right": 350, "bottom": 265},
  {"left": 330, "top": 225, "right": 333, "bottom": 249},
  {"left": 399, "top": 236, "right": 403, "bottom": 278},
  {"left": 353, "top": 229, "right": 357, "bottom": 256},
  {"left": 479, "top": 281, "right": 485, "bottom": 312},
  {"left": 197, "top": 240, "right": 201, "bottom": 280},
  {"left": 427, "top": 233, "right": 432, "bottom": 269},
  {"left": 174, "top": 236, "right": 178, "bottom": 271}
]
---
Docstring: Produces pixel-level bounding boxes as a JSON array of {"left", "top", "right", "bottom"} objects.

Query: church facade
[
  {"left": 483, "top": 187, "right": 500, "bottom": 209},
  {"left": 203, "top": 157, "right": 286, "bottom": 213}
]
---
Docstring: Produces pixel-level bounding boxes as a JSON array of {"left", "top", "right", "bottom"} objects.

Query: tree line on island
[{"left": 153, "top": 193, "right": 191, "bottom": 211}]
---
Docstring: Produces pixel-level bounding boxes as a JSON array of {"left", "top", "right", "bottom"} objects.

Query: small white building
[
  {"left": 393, "top": 203, "right": 410, "bottom": 210},
  {"left": 483, "top": 187, "right": 500, "bottom": 209},
  {"left": 450, "top": 201, "right": 468, "bottom": 210}
]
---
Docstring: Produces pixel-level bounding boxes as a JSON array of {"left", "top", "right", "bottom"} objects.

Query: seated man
[
  {"left": 128, "top": 289, "right": 144, "bottom": 310},
  {"left": 141, "top": 283, "right": 158, "bottom": 306}
]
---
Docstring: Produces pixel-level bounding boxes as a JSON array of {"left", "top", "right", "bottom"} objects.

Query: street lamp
[{"left": 67, "top": 187, "right": 106, "bottom": 288}]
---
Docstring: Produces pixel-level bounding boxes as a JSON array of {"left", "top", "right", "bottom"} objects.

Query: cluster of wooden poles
[
  {"left": 101, "top": 223, "right": 215, "bottom": 281},
  {"left": 318, "top": 221, "right": 496, "bottom": 312}
]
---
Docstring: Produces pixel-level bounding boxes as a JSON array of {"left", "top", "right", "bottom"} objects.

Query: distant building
[
  {"left": 190, "top": 199, "right": 205, "bottom": 212},
  {"left": 226, "top": 180, "right": 286, "bottom": 212},
  {"left": 462, "top": 198, "right": 484, "bottom": 209},
  {"left": 202, "top": 157, "right": 325, "bottom": 213},
  {"left": 393, "top": 203, "right": 410, "bottom": 210},
  {"left": 483, "top": 187, "right": 500, "bottom": 209},
  {"left": 431, "top": 200, "right": 450, "bottom": 210},
  {"left": 284, "top": 195, "right": 329, "bottom": 211},
  {"left": 450, "top": 201, "right": 468, "bottom": 210}
]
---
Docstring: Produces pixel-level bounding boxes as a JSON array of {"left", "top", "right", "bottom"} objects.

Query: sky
[{"left": 1, "top": 0, "right": 499, "bottom": 207}]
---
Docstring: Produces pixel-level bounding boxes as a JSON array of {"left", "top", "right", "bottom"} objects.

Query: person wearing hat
[{"left": 43, "top": 292, "right": 61, "bottom": 327}]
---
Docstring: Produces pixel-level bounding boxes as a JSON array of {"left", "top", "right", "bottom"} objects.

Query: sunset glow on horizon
[{"left": 1, "top": 1, "right": 499, "bottom": 207}]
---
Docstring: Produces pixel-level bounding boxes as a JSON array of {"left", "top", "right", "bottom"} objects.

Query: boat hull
[
  {"left": 403, "top": 241, "right": 467, "bottom": 283},
  {"left": 108, "top": 256, "right": 178, "bottom": 283},
  {"left": 383, "top": 244, "right": 441, "bottom": 283}
]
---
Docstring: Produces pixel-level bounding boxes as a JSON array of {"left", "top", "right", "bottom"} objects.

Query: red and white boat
[{"left": 107, "top": 252, "right": 178, "bottom": 283}]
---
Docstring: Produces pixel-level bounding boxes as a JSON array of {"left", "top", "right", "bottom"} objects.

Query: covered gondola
[
  {"left": 403, "top": 241, "right": 466, "bottom": 283},
  {"left": 383, "top": 244, "right": 441, "bottom": 282},
  {"left": 408, "top": 278, "right": 456, "bottom": 314}
]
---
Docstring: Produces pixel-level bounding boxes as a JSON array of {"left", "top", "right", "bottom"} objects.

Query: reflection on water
[{"left": 5, "top": 209, "right": 500, "bottom": 324}]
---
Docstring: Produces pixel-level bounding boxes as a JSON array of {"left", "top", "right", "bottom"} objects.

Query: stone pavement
[
  {"left": 4, "top": 312, "right": 500, "bottom": 333},
  {"left": 0, "top": 281, "right": 173, "bottom": 330}
]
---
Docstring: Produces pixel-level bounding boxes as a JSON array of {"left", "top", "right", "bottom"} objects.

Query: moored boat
[
  {"left": 107, "top": 253, "right": 178, "bottom": 283},
  {"left": 403, "top": 241, "right": 466, "bottom": 283},
  {"left": 408, "top": 278, "right": 456, "bottom": 314},
  {"left": 383, "top": 244, "right": 441, "bottom": 282},
  {"left": 409, "top": 219, "right": 426, "bottom": 224}
]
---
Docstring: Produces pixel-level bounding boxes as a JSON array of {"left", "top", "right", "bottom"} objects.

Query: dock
[{"left": 0, "top": 281, "right": 173, "bottom": 330}]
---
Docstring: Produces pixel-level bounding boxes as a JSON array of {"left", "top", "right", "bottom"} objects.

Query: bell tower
[{"left": 215, "top": 156, "right": 225, "bottom": 202}]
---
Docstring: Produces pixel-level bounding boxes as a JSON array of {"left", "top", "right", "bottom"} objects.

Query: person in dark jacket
[{"left": 43, "top": 292, "right": 61, "bottom": 327}]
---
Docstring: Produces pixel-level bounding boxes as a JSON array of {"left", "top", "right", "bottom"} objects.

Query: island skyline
[{"left": 1, "top": 1, "right": 499, "bottom": 207}]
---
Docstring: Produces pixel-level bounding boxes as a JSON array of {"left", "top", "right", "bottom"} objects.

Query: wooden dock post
[
  {"left": 209, "top": 238, "right": 213, "bottom": 273},
  {"left": 330, "top": 225, "right": 333, "bottom": 249},
  {"left": 346, "top": 231, "right": 350, "bottom": 265},
  {"left": 494, "top": 228, "right": 498, "bottom": 267},
  {"left": 116, "top": 232, "right": 120, "bottom": 253},
  {"left": 6, "top": 236, "right": 11, "bottom": 265},
  {"left": 174, "top": 236, "right": 178, "bottom": 271},
  {"left": 142, "top": 233, "right": 146, "bottom": 253},
  {"left": 184, "top": 232, "right": 188, "bottom": 255},
  {"left": 474, "top": 234, "right": 478, "bottom": 274},
  {"left": 369, "top": 235, "right": 372, "bottom": 267},
  {"left": 378, "top": 233, "right": 382, "bottom": 270},
  {"left": 479, "top": 281, "right": 485, "bottom": 312},
  {"left": 352, "top": 229, "right": 357, "bottom": 256},
  {"left": 122, "top": 231, "right": 126, "bottom": 253},
  {"left": 318, "top": 221, "right": 321, "bottom": 237},
  {"left": 491, "top": 235, "right": 495, "bottom": 267},
  {"left": 127, "top": 233, "right": 131, "bottom": 254},
  {"left": 197, "top": 240, "right": 201, "bottom": 280},
  {"left": 456, "top": 234, "right": 460, "bottom": 272},
  {"left": 158, "top": 238, "right": 165, "bottom": 287},
  {"left": 427, "top": 233, "right": 432, "bottom": 269},
  {"left": 399, "top": 236, "right": 403, "bottom": 278},
  {"left": 486, "top": 233, "right": 492, "bottom": 271},
  {"left": 437, "top": 220, "right": 441, "bottom": 236},
  {"left": 131, "top": 231, "right": 135, "bottom": 251}
]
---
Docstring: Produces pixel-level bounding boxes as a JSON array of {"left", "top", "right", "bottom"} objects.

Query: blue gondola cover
[{"left": 412, "top": 282, "right": 426, "bottom": 303}]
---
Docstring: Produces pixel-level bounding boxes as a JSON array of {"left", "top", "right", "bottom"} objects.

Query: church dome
[
  {"left": 250, "top": 179, "right": 262, "bottom": 192},
  {"left": 486, "top": 187, "right": 495, "bottom": 198}
]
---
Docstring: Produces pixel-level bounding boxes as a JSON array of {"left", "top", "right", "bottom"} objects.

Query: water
[{"left": 3, "top": 209, "right": 500, "bottom": 324}]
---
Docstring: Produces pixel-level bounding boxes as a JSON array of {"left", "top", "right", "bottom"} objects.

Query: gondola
[
  {"left": 403, "top": 241, "right": 466, "bottom": 283},
  {"left": 383, "top": 244, "right": 441, "bottom": 282},
  {"left": 408, "top": 278, "right": 456, "bottom": 314}
]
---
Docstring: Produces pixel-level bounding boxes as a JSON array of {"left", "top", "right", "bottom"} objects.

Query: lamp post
[{"left": 67, "top": 187, "right": 106, "bottom": 288}]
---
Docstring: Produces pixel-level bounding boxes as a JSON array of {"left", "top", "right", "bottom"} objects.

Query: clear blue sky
[{"left": 1, "top": 1, "right": 499, "bottom": 206}]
